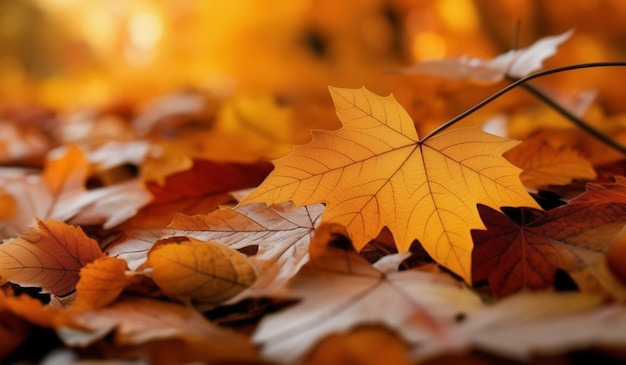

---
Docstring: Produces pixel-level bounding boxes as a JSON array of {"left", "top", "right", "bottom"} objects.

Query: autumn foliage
[{"left": 3, "top": 1, "right": 626, "bottom": 364}]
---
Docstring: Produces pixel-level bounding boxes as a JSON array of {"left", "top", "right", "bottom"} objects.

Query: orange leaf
[
  {"left": 472, "top": 180, "right": 626, "bottom": 298},
  {"left": 243, "top": 86, "right": 539, "bottom": 282},
  {"left": 147, "top": 237, "right": 257, "bottom": 307},
  {"left": 168, "top": 201, "right": 324, "bottom": 299},
  {"left": 0, "top": 219, "right": 104, "bottom": 296},
  {"left": 504, "top": 133, "right": 597, "bottom": 189},
  {"left": 73, "top": 256, "right": 130, "bottom": 311}
]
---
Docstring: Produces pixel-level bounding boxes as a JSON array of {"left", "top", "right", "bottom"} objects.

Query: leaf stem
[
  {"left": 420, "top": 61, "right": 626, "bottom": 145},
  {"left": 516, "top": 80, "right": 626, "bottom": 155}
]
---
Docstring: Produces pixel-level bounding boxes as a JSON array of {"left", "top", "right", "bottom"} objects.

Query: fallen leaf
[
  {"left": 72, "top": 256, "right": 130, "bottom": 311},
  {"left": 504, "top": 132, "right": 597, "bottom": 189},
  {"left": 415, "top": 291, "right": 626, "bottom": 362},
  {"left": 243, "top": 86, "right": 539, "bottom": 282},
  {"left": 0, "top": 219, "right": 104, "bottom": 296},
  {"left": 147, "top": 237, "right": 257, "bottom": 308},
  {"left": 167, "top": 201, "right": 324, "bottom": 299},
  {"left": 59, "top": 295, "right": 259, "bottom": 364},
  {"left": 252, "top": 223, "right": 484, "bottom": 364},
  {"left": 128, "top": 159, "right": 272, "bottom": 229},
  {"left": 0, "top": 145, "right": 151, "bottom": 238},
  {"left": 301, "top": 326, "right": 412, "bottom": 365},
  {"left": 399, "top": 29, "right": 573, "bottom": 83},
  {"left": 472, "top": 180, "right": 626, "bottom": 298}
]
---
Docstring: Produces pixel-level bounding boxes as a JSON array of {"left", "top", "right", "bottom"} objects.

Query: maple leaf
[
  {"left": 243, "top": 86, "right": 539, "bottom": 281},
  {"left": 252, "top": 223, "right": 484, "bottom": 364},
  {"left": 472, "top": 179, "right": 626, "bottom": 298},
  {"left": 147, "top": 237, "right": 257, "bottom": 308},
  {"left": 503, "top": 132, "right": 597, "bottom": 189},
  {"left": 167, "top": 201, "right": 324, "bottom": 299},
  {"left": 0, "top": 219, "right": 104, "bottom": 297},
  {"left": 399, "top": 29, "right": 573, "bottom": 83}
]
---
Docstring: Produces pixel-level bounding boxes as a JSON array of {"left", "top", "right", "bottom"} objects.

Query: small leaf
[
  {"left": 73, "top": 256, "right": 130, "bottom": 311},
  {"left": 147, "top": 237, "right": 257, "bottom": 307},
  {"left": 0, "top": 220, "right": 104, "bottom": 296}
]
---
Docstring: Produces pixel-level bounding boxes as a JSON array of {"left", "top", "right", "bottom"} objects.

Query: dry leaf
[
  {"left": 147, "top": 237, "right": 257, "bottom": 307},
  {"left": 72, "top": 256, "right": 130, "bottom": 311},
  {"left": 59, "top": 295, "right": 259, "bottom": 363},
  {"left": 252, "top": 223, "right": 484, "bottom": 364},
  {"left": 167, "top": 201, "right": 324, "bottom": 299},
  {"left": 0, "top": 219, "right": 104, "bottom": 296},
  {"left": 128, "top": 159, "right": 272, "bottom": 229},
  {"left": 504, "top": 133, "right": 597, "bottom": 189},
  {"left": 243, "top": 86, "right": 539, "bottom": 282},
  {"left": 400, "top": 29, "right": 573, "bottom": 83},
  {"left": 472, "top": 180, "right": 626, "bottom": 298},
  {"left": 301, "top": 326, "right": 412, "bottom": 365},
  {"left": 416, "top": 291, "right": 626, "bottom": 362}
]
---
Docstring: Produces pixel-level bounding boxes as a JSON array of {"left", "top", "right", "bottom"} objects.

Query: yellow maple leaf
[
  {"left": 147, "top": 237, "right": 257, "bottom": 308},
  {"left": 243, "top": 86, "right": 540, "bottom": 281}
]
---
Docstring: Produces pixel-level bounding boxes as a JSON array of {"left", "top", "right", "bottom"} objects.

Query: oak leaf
[
  {"left": 252, "top": 223, "right": 484, "bottom": 364},
  {"left": 167, "top": 201, "right": 324, "bottom": 299},
  {"left": 243, "top": 86, "right": 539, "bottom": 281},
  {"left": 147, "top": 237, "right": 257, "bottom": 308},
  {"left": 472, "top": 179, "right": 626, "bottom": 298},
  {"left": 0, "top": 219, "right": 104, "bottom": 296}
]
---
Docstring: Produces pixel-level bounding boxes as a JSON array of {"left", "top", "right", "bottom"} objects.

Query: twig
[{"left": 420, "top": 61, "right": 626, "bottom": 144}]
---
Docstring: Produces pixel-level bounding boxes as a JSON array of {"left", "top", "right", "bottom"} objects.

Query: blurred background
[{"left": 1, "top": 0, "right": 626, "bottom": 156}]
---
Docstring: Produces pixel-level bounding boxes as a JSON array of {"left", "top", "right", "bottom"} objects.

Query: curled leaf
[{"left": 147, "top": 237, "right": 257, "bottom": 307}]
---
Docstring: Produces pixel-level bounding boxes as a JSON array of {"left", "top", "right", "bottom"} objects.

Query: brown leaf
[
  {"left": 253, "top": 223, "right": 483, "bottom": 364},
  {"left": 59, "top": 295, "right": 259, "bottom": 363},
  {"left": 128, "top": 158, "right": 272, "bottom": 229},
  {"left": 416, "top": 291, "right": 626, "bottom": 362},
  {"left": 472, "top": 180, "right": 626, "bottom": 298},
  {"left": 0, "top": 219, "right": 104, "bottom": 296}
]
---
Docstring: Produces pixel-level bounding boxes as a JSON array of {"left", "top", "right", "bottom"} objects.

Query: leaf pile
[{"left": 1, "top": 28, "right": 626, "bottom": 365}]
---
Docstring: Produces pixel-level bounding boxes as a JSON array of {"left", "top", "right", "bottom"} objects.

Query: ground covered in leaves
[{"left": 3, "top": 1, "right": 626, "bottom": 364}]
